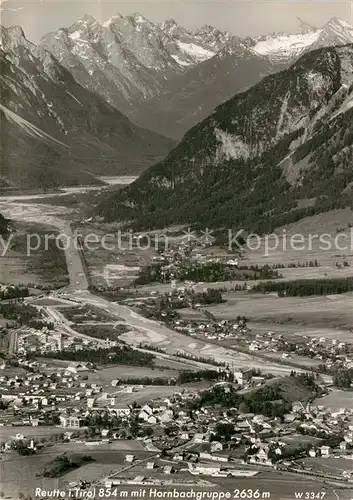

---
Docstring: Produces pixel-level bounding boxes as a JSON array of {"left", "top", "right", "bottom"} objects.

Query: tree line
[
  {"left": 39, "top": 345, "right": 155, "bottom": 367},
  {"left": 251, "top": 277, "right": 353, "bottom": 297}
]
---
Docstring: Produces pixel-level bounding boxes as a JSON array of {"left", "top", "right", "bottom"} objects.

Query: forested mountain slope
[{"left": 97, "top": 45, "right": 353, "bottom": 232}]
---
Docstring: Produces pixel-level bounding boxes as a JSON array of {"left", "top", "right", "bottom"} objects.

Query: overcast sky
[{"left": 0, "top": 0, "right": 352, "bottom": 42}]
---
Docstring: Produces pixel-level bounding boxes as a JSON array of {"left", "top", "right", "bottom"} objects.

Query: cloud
[
  {"left": 0, "top": 0, "right": 24, "bottom": 12},
  {"left": 0, "top": 7, "right": 24, "bottom": 11}
]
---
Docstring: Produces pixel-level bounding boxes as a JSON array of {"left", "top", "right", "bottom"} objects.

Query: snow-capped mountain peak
[
  {"left": 252, "top": 31, "right": 319, "bottom": 62},
  {"left": 125, "top": 12, "right": 154, "bottom": 29},
  {"left": 318, "top": 16, "right": 353, "bottom": 45},
  {"left": 161, "top": 18, "right": 178, "bottom": 31},
  {"left": 160, "top": 18, "right": 192, "bottom": 38},
  {"left": 252, "top": 17, "right": 353, "bottom": 64},
  {"left": 131, "top": 12, "right": 148, "bottom": 22},
  {"left": 195, "top": 24, "right": 217, "bottom": 36},
  {"left": 194, "top": 24, "right": 232, "bottom": 47},
  {"left": 103, "top": 13, "right": 123, "bottom": 28},
  {"left": 76, "top": 14, "right": 99, "bottom": 26}
]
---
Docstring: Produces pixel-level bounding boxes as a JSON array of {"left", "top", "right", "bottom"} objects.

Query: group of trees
[
  {"left": 333, "top": 368, "right": 353, "bottom": 389},
  {"left": 178, "top": 369, "right": 223, "bottom": 384},
  {"left": 116, "top": 369, "right": 229, "bottom": 386},
  {"left": 74, "top": 324, "right": 129, "bottom": 341},
  {"left": 27, "top": 320, "right": 54, "bottom": 330},
  {"left": 272, "top": 261, "right": 320, "bottom": 269},
  {"left": 251, "top": 277, "right": 353, "bottom": 297},
  {"left": 41, "top": 345, "right": 155, "bottom": 367},
  {"left": 0, "top": 213, "right": 9, "bottom": 237},
  {"left": 189, "top": 383, "right": 291, "bottom": 419},
  {"left": 211, "top": 422, "right": 235, "bottom": 442},
  {"left": 0, "top": 286, "right": 29, "bottom": 301},
  {"left": 35, "top": 235, "right": 70, "bottom": 289},
  {"left": 192, "top": 289, "right": 224, "bottom": 305},
  {"left": 10, "top": 440, "right": 35, "bottom": 456},
  {"left": 41, "top": 454, "right": 94, "bottom": 478},
  {"left": 189, "top": 373, "right": 320, "bottom": 419},
  {"left": 0, "top": 302, "right": 40, "bottom": 326}
]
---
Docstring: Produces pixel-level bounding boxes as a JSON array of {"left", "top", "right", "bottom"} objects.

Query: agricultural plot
[
  {"left": 0, "top": 426, "right": 66, "bottom": 441},
  {"left": 297, "top": 457, "right": 353, "bottom": 476},
  {"left": 0, "top": 222, "right": 69, "bottom": 289},
  {"left": 315, "top": 390, "right": 353, "bottom": 412},
  {"left": 60, "top": 304, "right": 119, "bottom": 323},
  {"left": 0, "top": 443, "right": 150, "bottom": 499},
  {"left": 87, "top": 365, "right": 180, "bottom": 384},
  {"left": 76, "top": 224, "right": 157, "bottom": 289},
  {"left": 179, "top": 293, "right": 353, "bottom": 333}
]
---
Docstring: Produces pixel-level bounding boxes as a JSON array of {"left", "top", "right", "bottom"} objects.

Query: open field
[
  {"left": 153, "top": 357, "right": 200, "bottom": 371},
  {"left": 297, "top": 457, "right": 353, "bottom": 476},
  {"left": 30, "top": 298, "right": 72, "bottom": 306},
  {"left": 315, "top": 390, "right": 353, "bottom": 412},
  {"left": 97, "top": 176, "right": 138, "bottom": 185},
  {"left": 0, "top": 221, "right": 69, "bottom": 288},
  {"left": 60, "top": 304, "right": 121, "bottom": 323},
  {"left": 87, "top": 365, "right": 180, "bottom": 384},
  {"left": 0, "top": 426, "right": 66, "bottom": 441},
  {"left": 52, "top": 441, "right": 146, "bottom": 452},
  {"left": 242, "top": 208, "right": 353, "bottom": 265},
  {"left": 76, "top": 223, "right": 158, "bottom": 289},
  {"left": 179, "top": 293, "right": 353, "bottom": 332},
  {"left": 0, "top": 442, "right": 152, "bottom": 499},
  {"left": 280, "top": 434, "right": 322, "bottom": 449}
]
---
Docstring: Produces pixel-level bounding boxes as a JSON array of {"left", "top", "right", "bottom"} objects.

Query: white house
[
  {"left": 320, "top": 445, "right": 331, "bottom": 457},
  {"left": 233, "top": 368, "right": 253, "bottom": 385}
]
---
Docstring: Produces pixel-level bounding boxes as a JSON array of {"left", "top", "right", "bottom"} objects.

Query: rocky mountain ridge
[
  {"left": 129, "top": 16, "right": 353, "bottom": 138},
  {"left": 39, "top": 13, "right": 230, "bottom": 115},
  {"left": 0, "top": 25, "right": 174, "bottom": 189}
]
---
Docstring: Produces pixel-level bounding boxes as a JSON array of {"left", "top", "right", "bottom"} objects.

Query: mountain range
[
  {"left": 97, "top": 43, "right": 353, "bottom": 232},
  {"left": 2, "top": 14, "right": 353, "bottom": 192},
  {"left": 131, "top": 17, "right": 353, "bottom": 139},
  {"left": 0, "top": 25, "right": 173, "bottom": 189},
  {"left": 40, "top": 15, "right": 353, "bottom": 139},
  {"left": 40, "top": 14, "right": 230, "bottom": 117}
]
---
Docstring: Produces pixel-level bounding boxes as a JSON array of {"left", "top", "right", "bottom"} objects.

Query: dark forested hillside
[{"left": 97, "top": 45, "right": 353, "bottom": 232}]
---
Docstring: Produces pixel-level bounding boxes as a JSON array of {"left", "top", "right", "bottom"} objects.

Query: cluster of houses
[
  {"left": 149, "top": 237, "right": 239, "bottom": 281},
  {"left": 46, "top": 389, "right": 353, "bottom": 468},
  {"left": 170, "top": 318, "right": 248, "bottom": 340},
  {"left": 17, "top": 329, "right": 66, "bottom": 354},
  {"left": 0, "top": 361, "right": 103, "bottom": 426},
  {"left": 231, "top": 331, "right": 352, "bottom": 363},
  {"left": 2, "top": 357, "right": 353, "bottom": 483},
  {"left": 152, "top": 314, "right": 353, "bottom": 372},
  {"left": 16, "top": 328, "right": 115, "bottom": 355}
]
